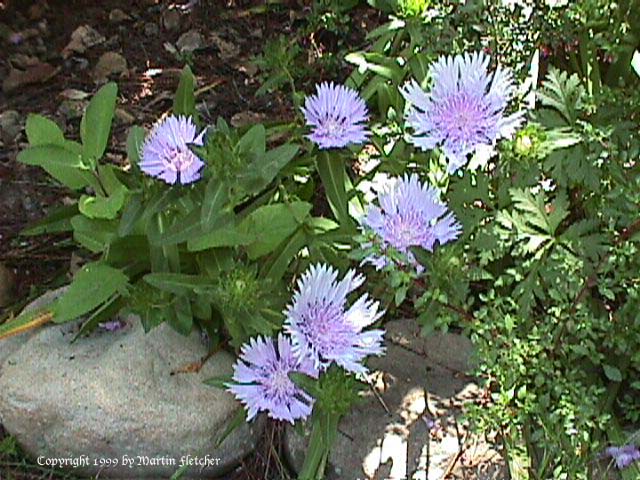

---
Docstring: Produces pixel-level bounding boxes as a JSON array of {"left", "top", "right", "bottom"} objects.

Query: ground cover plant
[{"left": 1, "top": 0, "right": 640, "bottom": 479}]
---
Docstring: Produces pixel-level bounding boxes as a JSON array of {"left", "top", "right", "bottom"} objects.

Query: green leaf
[
  {"left": 144, "top": 273, "right": 214, "bottom": 295},
  {"left": 22, "top": 204, "right": 78, "bottom": 236},
  {"left": 173, "top": 65, "right": 196, "bottom": 117},
  {"left": 25, "top": 114, "right": 65, "bottom": 146},
  {"left": 345, "top": 51, "right": 404, "bottom": 84},
  {"left": 81, "top": 82, "right": 118, "bottom": 165},
  {"left": 79, "top": 185, "right": 127, "bottom": 219},
  {"left": 242, "top": 202, "right": 312, "bottom": 259},
  {"left": 214, "top": 408, "right": 246, "bottom": 448},
  {"left": 538, "top": 68, "right": 584, "bottom": 125},
  {"left": 17, "top": 146, "right": 93, "bottom": 190},
  {"left": 73, "top": 295, "right": 123, "bottom": 341},
  {"left": 187, "top": 222, "right": 255, "bottom": 252},
  {"left": 264, "top": 228, "right": 307, "bottom": 280},
  {"left": 53, "top": 263, "right": 128, "bottom": 323},
  {"left": 126, "top": 126, "right": 146, "bottom": 165},
  {"left": 603, "top": 364, "right": 622, "bottom": 382},
  {"left": 237, "top": 124, "right": 266, "bottom": 156},
  {"left": 238, "top": 143, "right": 299, "bottom": 193},
  {"left": 70, "top": 215, "right": 118, "bottom": 252},
  {"left": 118, "top": 193, "right": 144, "bottom": 236},
  {"left": 201, "top": 177, "right": 229, "bottom": 229},
  {"left": 203, "top": 374, "right": 233, "bottom": 389},
  {"left": 316, "top": 152, "right": 352, "bottom": 227},
  {"left": 168, "top": 295, "right": 193, "bottom": 335}
]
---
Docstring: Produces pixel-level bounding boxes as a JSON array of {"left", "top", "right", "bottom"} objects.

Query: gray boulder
[{"left": 0, "top": 288, "right": 261, "bottom": 478}]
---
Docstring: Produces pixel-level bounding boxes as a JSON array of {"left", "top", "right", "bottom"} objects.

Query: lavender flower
[
  {"left": 226, "top": 334, "right": 318, "bottom": 424},
  {"left": 284, "top": 264, "right": 384, "bottom": 374},
  {"left": 99, "top": 319, "right": 126, "bottom": 332},
  {"left": 401, "top": 51, "right": 523, "bottom": 173},
  {"left": 302, "top": 82, "right": 369, "bottom": 149},
  {"left": 140, "top": 115, "right": 205, "bottom": 185},
  {"left": 604, "top": 445, "right": 640, "bottom": 469},
  {"left": 361, "top": 174, "right": 461, "bottom": 270}
]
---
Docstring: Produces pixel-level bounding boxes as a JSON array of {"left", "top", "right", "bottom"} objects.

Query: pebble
[
  {"left": 0, "top": 110, "right": 22, "bottom": 144},
  {"left": 144, "top": 22, "right": 160, "bottom": 37},
  {"left": 93, "top": 51, "right": 128, "bottom": 82},
  {"left": 108, "top": 8, "right": 131, "bottom": 23},
  {"left": 176, "top": 29, "right": 203, "bottom": 53}
]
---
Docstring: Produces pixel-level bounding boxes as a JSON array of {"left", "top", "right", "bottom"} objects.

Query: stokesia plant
[
  {"left": 0, "top": 65, "right": 307, "bottom": 352},
  {"left": 223, "top": 263, "right": 385, "bottom": 479}
]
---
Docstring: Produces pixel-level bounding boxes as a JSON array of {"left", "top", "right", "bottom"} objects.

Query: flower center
[
  {"left": 384, "top": 211, "right": 431, "bottom": 251},
  {"left": 438, "top": 92, "right": 485, "bottom": 142},
  {"left": 299, "top": 301, "right": 352, "bottom": 358},
  {"left": 323, "top": 116, "right": 344, "bottom": 137},
  {"left": 166, "top": 148, "right": 195, "bottom": 172},
  {"left": 270, "top": 368, "right": 293, "bottom": 394}
]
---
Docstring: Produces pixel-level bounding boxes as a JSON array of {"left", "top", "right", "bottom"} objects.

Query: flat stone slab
[
  {"left": 0, "top": 289, "right": 262, "bottom": 478},
  {"left": 286, "top": 319, "right": 507, "bottom": 480}
]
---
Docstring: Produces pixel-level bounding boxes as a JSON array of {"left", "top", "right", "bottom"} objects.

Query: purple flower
[
  {"left": 226, "top": 334, "right": 318, "bottom": 424},
  {"left": 401, "top": 52, "right": 523, "bottom": 173},
  {"left": 284, "top": 264, "right": 384, "bottom": 374},
  {"left": 302, "top": 82, "right": 369, "bottom": 149},
  {"left": 361, "top": 174, "right": 461, "bottom": 270},
  {"left": 140, "top": 115, "right": 205, "bottom": 185},
  {"left": 604, "top": 445, "right": 640, "bottom": 469},
  {"left": 99, "top": 319, "right": 126, "bottom": 332}
]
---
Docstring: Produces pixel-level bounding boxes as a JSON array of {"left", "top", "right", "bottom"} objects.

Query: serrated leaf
[{"left": 538, "top": 68, "right": 584, "bottom": 125}]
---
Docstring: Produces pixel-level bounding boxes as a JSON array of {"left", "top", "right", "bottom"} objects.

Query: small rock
[
  {"left": 62, "top": 25, "right": 105, "bottom": 58},
  {"left": 93, "top": 51, "right": 128, "bottom": 82},
  {"left": 104, "top": 34, "right": 121, "bottom": 50},
  {"left": 57, "top": 99, "right": 88, "bottom": 121},
  {"left": 109, "top": 8, "right": 131, "bottom": 23},
  {"left": 143, "top": 22, "right": 160, "bottom": 36},
  {"left": 235, "top": 60, "right": 258, "bottom": 77},
  {"left": 0, "top": 288, "right": 264, "bottom": 478},
  {"left": 2, "top": 62, "right": 58, "bottom": 94},
  {"left": 176, "top": 29, "right": 203, "bottom": 54},
  {"left": 67, "top": 57, "right": 90, "bottom": 71},
  {"left": 0, "top": 263, "right": 15, "bottom": 308},
  {"left": 0, "top": 110, "right": 22, "bottom": 144},
  {"left": 162, "top": 8, "right": 181, "bottom": 32},
  {"left": 210, "top": 32, "right": 240, "bottom": 60},
  {"left": 60, "top": 88, "right": 90, "bottom": 100},
  {"left": 230, "top": 111, "right": 267, "bottom": 128},
  {"left": 10, "top": 53, "right": 40, "bottom": 69}
]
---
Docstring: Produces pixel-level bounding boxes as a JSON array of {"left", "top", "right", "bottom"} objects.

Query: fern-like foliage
[{"left": 538, "top": 68, "right": 586, "bottom": 125}]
